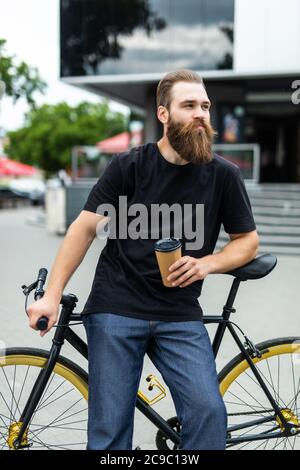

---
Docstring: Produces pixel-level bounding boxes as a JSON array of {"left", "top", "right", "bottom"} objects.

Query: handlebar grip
[
  {"left": 37, "top": 268, "right": 48, "bottom": 283},
  {"left": 34, "top": 268, "right": 48, "bottom": 301},
  {"left": 36, "top": 316, "right": 49, "bottom": 331}
]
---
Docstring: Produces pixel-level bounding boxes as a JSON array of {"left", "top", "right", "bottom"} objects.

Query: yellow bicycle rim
[
  {"left": 219, "top": 343, "right": 300, "bottom": 396},
  {"left": 0, "top": 354, "right": 88, "bottom": 400}
]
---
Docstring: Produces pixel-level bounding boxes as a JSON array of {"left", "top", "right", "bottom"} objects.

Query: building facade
[{"left": 60, "top": 0, "right": 300, "bottom": 183}]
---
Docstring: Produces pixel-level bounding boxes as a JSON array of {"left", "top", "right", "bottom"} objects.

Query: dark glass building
[
  {"left": 60, "top": 0, "right": 234, "bottom": 77},
  {"left": 60, "top": 0, "right": 300, "bottom": 183}
]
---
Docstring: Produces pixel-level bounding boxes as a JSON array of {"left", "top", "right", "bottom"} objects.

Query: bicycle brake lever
[{"left": 21, "top": 281, "right": 38, "bottom": 296}]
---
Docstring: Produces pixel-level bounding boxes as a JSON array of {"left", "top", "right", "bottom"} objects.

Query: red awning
[
  {"left": 96, "top": 130, "right": 143, "bottom": 154},
  {"left": 0, "top": 157, "right": 38, "bottom": 176}
]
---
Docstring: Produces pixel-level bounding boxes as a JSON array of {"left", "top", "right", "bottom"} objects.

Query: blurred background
[
  {"left": 1, "top": 0, "right": 300, "bottom": 252},
  {"left": 0, "top": 0, "right": 299, "bottom": 449}
]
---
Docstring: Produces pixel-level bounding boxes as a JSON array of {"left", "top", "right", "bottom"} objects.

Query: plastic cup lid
[{"left": 154, "top": 238, "right": 182, "bottom": 252}]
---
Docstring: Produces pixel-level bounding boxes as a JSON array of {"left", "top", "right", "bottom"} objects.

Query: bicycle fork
[{"left": 10, "top": 295, "right": 77, "bottom": 450}]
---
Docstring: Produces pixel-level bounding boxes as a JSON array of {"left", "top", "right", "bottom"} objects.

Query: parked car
[{"left": 8, "top": 178, "right": 45, "bottom": 206}]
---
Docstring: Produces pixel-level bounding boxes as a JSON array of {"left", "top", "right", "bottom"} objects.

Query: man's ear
[{"left": 157, "top": 105, "right": 169, "bottom": 125}]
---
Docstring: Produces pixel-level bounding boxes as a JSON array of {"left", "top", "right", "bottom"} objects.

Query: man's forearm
[
  {"left": 44, "top": 222, "right": 95, "bottom": 304},
  {"left": 204, "top": 232, "right": 259, "bottom": 275}
]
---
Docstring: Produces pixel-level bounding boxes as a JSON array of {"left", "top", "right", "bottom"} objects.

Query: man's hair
[{"left": 156, "top": 69, "right": 205, "bottom": 110}]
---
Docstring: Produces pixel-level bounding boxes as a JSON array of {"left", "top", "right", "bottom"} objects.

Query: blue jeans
[{"left": 83, "top": 313, "right": 227, "bottom": 450}]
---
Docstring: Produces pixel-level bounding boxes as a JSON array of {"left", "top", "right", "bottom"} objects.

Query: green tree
[
  {"left": 5, "top": 101, "right": 127, "bottom": 175},
  {"left": 0, "top": 39, "right": 46, "bottom": 107}
]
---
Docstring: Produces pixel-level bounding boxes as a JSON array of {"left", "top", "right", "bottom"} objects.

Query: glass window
[{"left": 60, "top": 0, "right": 234, "bottom": 77}]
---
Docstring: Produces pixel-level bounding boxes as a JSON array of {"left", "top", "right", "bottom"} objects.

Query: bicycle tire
[
  {"left": 0, "top": 347, "right": 88, "bottom": 450},
  {"left": 156, "top": 337, "right": 300, "bottom": 450}
]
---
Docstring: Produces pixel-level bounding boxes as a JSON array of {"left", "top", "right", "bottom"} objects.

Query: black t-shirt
[{"left": 82, "top": 142, "right": 256, "bottom": 321}]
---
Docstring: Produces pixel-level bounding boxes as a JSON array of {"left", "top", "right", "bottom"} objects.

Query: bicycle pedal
[{"left": 138, "top": 374, "right": 166, "bottom": 405}]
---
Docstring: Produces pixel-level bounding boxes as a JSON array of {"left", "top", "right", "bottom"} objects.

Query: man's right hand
[{"left": 27, "top": 297, "right": 59, "bottom": 337}]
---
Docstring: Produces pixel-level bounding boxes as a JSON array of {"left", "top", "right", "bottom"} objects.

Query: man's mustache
[{"left": 178, "top": 118, "right": 215, "bottom": 136}]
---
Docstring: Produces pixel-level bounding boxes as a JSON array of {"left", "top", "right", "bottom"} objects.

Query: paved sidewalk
[{"left": 0, "top": 207, "right": 299, "bottom": 449}]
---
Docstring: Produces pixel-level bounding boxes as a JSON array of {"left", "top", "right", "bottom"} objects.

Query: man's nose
[{"left": 193, "top": 106, "right": 206, "bottom": 120}]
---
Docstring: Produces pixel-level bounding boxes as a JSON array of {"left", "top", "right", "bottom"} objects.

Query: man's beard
[{"left": 166, "top": 116, "right": 217, "bottom": 164}]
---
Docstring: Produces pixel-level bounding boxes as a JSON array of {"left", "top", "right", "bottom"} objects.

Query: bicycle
[{"left": 0, "top": 253, "right": 299, "bottom": 450}]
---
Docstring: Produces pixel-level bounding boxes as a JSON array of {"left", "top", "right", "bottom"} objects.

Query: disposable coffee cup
[{"left": 155, "top": 238, "right": 182, "bottom": 287}]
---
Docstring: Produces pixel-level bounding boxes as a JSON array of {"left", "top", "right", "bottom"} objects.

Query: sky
[{"left": 0, "top": 0, "right": 129, "bottom": 132}]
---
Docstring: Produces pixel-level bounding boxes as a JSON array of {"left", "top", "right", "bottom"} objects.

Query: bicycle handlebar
[
  {"left": 23, "top": 268, "right": 79, "bottom": 332},
  {"left": 34, "top": 268, "right": 49, "bottom": 331},
  {"left": 36, "top": 316, "right": 49, "bottom": 331}
]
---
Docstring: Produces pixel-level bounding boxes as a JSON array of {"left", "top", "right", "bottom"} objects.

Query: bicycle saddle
[{"left": 225, "top": 253, "right": 277, "bottom": 281}]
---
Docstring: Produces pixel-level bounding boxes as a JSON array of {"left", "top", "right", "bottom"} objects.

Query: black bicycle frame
[{"left": 14, "top": 279, "right": 292, "bottom": 449}]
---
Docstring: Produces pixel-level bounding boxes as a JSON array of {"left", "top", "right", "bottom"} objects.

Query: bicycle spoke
[
  {"left": 1, "top": 368, "right": 19, "bottom": 424},
  {"left": 244, "top": 362, "right": 288, "bottom": 409},
  {"left": 32, "top": 424, "right": 87, "bottom": 432},
  {"left": 30, "top": 417, "right": 87, "bottom": 433},
  {"left": 30, "top": 440, "right": 86, "bottom": 450},
  {"left": 225, "top": 401, "right": 273, "bottom": 413},
  {"left": 30, "top": 407, "right": 88, "bottom": 438},
  {"left": 266, "top": 358, "right": 276, "bottom": 398},
  {"left": 291, "top": 354, "right": 297, "bottom": 413},
  {"left": 286, "top": 376, "right": 300, "bottom": 411},
  {"left": 276, "top": 355, "right": 280, "bottom": 407},
  {"left": 0, "top": 359, "right": 88, "bottom": 450},
  {"left": 292, "top": 435, "right": 298, "bottom": 450},
  {"left": 0, "top": 426, "right": 7, "bottom": 442},
  {"left": 1, "top": 439, "right": 8, "bottom": 450},
  {"left": 262, "top": 439, "right": 269, "bottom": 450},
  {"left": 27, "top": 428, "right": 56, "bottom": 450},
  {"left": 29, "top": 404, "right": 87, "bottom": 445},
  {"left": 226, "top": 387, "right": 272, "bottom": 417},
  {"left": 276, "top": 439, "right": 287, "bottom": 450},
  {"left": 30, "top": 417, "right": 86, "bottom": 428},
  {"left": 45, "top": 405, "right": 88, "bottom": 426},
  {"left": 10, "top": 366, "right": 16, "bottom": 424},
  {"left": 33, "top": 385, "right": 75, "bottom": 414},
  {"left": 0, "top": 410, "right": 9, "bottom": 432},
  {"left": 14, "top": 365, "right": 30, "bottom": 420},
  {"left": 232, "top": 379, "right": 273, "bottom": 413},
  {"left": 224, "top": 346, "right": 300, "bottom": 450},
  {"left": 0, "top": 389, "right": 17, "bottom": 425},
  {"left": 238, "top": 440, "right": 268, "bottom": 450},
  {"left": 29, "top": 370, "right": 57, "bottom": 424},
  {"left": 1, "top": 366, "right": 67, "bottom": 449},
  {"left": 285, "top": 436, "right": 295, "bottom": 450},
  {"left": 31, "top": 397, "right": 86, "bottom": 440}
]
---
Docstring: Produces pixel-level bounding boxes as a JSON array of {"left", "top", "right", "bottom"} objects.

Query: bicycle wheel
[
  {"left": 156, "top": 337, "right": 300, "bottom": 450},
  {"left": 219, "top": 336, "right": 300, "bottom": 450},
  {"left": 0, "top": 347, "right": 88, "bottom": 450}
]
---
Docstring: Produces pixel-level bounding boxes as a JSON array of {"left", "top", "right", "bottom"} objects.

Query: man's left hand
[{"left": 167, "top": 256, "right": 212, "bottom": 288}]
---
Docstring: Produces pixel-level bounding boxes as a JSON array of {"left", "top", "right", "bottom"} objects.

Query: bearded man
[{"left": 28, "top": 69, "right": 259, "bottom": 450}]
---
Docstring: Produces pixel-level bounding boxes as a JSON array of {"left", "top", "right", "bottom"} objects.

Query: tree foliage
[
  {"left": 5, "top": 101, "right": 127, "bottom": 174},
  {"left": 0, "top": 39, "right": 47, "bottom": 107}
]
